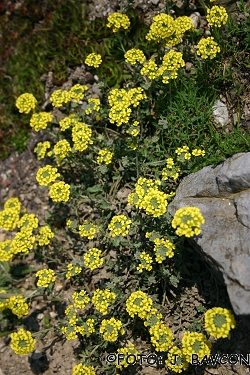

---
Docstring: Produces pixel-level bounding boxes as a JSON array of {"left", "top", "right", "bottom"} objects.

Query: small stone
[
  {"left": 189, "top": 12, "right": 200, "bottom": 28},
  {"left": 233, "top": 113, "right": 239, "bottom": 125},
  {"left": 151, "top": 0, "right": 160, "bottom": 5},
  {"left": 212, "top": 99, "right": 230, "bottom": 127},
  {"left": 34, "top": 197, "right": 42, "bottom": 205},
  {"left": 37, "top": 313, "right": 44, "bottom": 320},
  {"left": 91, "top": 82, "right": 102, "bottom": 98},
  {"left": 49, "top": 311, "right": 57, "bottom": 319},
  {"left": 93, "top": 75, "right": 99, "bottom": 81},
  {"left": 185, "top": 62, "right": 193, "bottom": 72}
]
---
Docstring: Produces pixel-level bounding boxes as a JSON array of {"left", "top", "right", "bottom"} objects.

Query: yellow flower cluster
[
  {"left": 128, "top": 177, "right": 168, "bottom": 217},
  {"left": 85, "top": 98, "right": 101, "bottom": 115},
  {"left": 153, "top": 237, "right": 176, "bottom": 262},
  {"left": 59, "top": 114, "right": 82, "bottom": 131},
  {"left": 30, "top": 112, "right": 53, "bottom": 132},
  {"left": 166, "top": 346, "right": 189, "bottom": 373},
  {"left": 158, "top": 50, "right": 185, "bottom": 84},
  {"left": 124, "top": 48, "right": 145, "bottom": 65},
  {"left": 54, "top": 139, "right": 71, "bottom": 166},
  {"left": 79, "top": 220, "right": 98, "bottom": 239},
  {"left": 137, "top": 251, "right": 153, "bottom": 272},
  {"left": 83, "top": 247, "right": 104, "bottom": 270},
  {"left": 36, "top": 268, "right": 56, "bottom": 287},
  {"left": 92, "top": 288, "right": 116, "bottom": 314},
  {"left": 8, "top": 295, "right": 29, "bottom": 318},
  {"left": 65, "top": 304, "right": 78, "bottom": 326},
  {"left": 197, "top": 37, "right": 220, "bottom": 59},
  {"left": 108, "top": 87, "right": 146, "bottom": 126},
  {"left": 76, "top": 318, "right": 95, "bottom": 337},
  {"left": 99, "top": 317, "right": 125, "bottom": 342},
  {"left": 18, "top": 213, "right": 38, "bottom": 232},
  {"left": 181, "top": 331, "right": 212, "bottom": 363},
  {"left": 36, "top": 226, "right": 54, "bottom": 246},
  {"left": 125, "top": 291, "right": 153, "bottom": 319},
  {"left": 0, "top": 198, "right": 21, "bottom": 231},
  {"left": 107, "top": 12, "right": 130, "bottom": 32},
  {"left": 0, "top": 240, "right": 13, "bottom": 261},
  {"left": 34, "top": 141, "right": 51, "bottom": 159},
  {"left": 49, "top": 181, "right": 71, "bottom": 202},
  {"left": 0, "top": 290, "right": 8, "bottom": 311},
  {"left": 97, "top": 149, "right": 113, "bottom": 164},
  {"left": 192, "top": 148, "right": 205, "bottom": 157},
  {"left": 50, "top": 89, "right": 71, "bottom": 107},
  {"left": 85, "top": 53, "right": 102, "bottom": 68},
  {"left": 72, "top": 290, "right": 90, "bottom": 309},
  {"left": 126, "top": 121, "right": 140, "bottom": 137},
  {"left": 66, "top": 263, "right": 82, "bottom": 279},
  {"left": 72, "top": 364, "right": 96, "bottom": 375},
  {"left": 146, "top": 13, "right": 175, "bottom": 42},
  {"left": 10, "top": 329, "right": 36, "bottom": 355},
  {"left": 108, "top": 215, "right": 132, "bottom": 237},
  {"left": 69, "top": 84, "right": 88, "bottom": 102},
  {"left": 61, "top": 325, "right": 78, "bottom": 340},
  {"left": 140, "top": 59, "right": 160, "bottom": 80},
  {"left": 207, "top": 5, "right": 228, "bottom": 27},
  {"left": 0, "top": 207, "right": 20, "bottom": 231},
  {"left": 10, "top": 230, "right": 35, "bottom": 255},
  {"left": 36, "top": 165, "right": 61, "bottom": 186},
  {"left": 149, "top": 321, "right": 174, "bottom": 352},
  {"left": 16, "top": 93, "right": 37, "bottom": 114},
  {"left": 72, "top": 122, "right": 93, "bottom": 151},
  {"left": 175, "top": 145, "right": 191, "bottom": 161},
  {"left": 171, "top": 206, "right": 205, "bottom": 237},
  {"left": 143, "top": 307, "right": 162, "bottom": 328},
  {"left": 116, "top": 344, "right": 139, "bottom": 369},
  {"left": 204, "top": 307, "right": 236, "bottom": 338},
  {"left": 128, "top": 88, "right": 147, "bottom": 107}
]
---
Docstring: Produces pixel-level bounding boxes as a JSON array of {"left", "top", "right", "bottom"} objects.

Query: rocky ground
[{"left": 1, "top": 0, "right": 250, "bottom": 374}]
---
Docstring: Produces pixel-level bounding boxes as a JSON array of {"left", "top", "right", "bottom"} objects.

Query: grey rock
[
  {"left": 167, "top": 152, "right": 250, "bottom": 315},
  {"left": 212, "top": 99, "right": 230, "bottom": 127}
]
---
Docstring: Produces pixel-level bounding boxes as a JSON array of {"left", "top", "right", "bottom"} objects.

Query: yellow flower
[
  {"left": 69, "top": 84, "right": 88, "bottom": 102},
  {"left": 30, "top": 112, "right": 53, "bottom": 131},
  {"left": 97, "top": 149, "right": 113, "bottom": 165},
  {"left": 140, "top": 60, "right": 160, "bottom": 80},
  {"left": 107, "top": 12, "right": 130, "bottom": 32},
  {"left": 108, "top": 215, "right": 132, "bottom": 237},
  {"left": 36, "top": 269, "right": 56, "bottom": 287},
  {"left": 100, "top": 317, "right": 124, "bottom": 342},
  {"left": 16, "top": 93, "right": 37, "bottom": 114},
  {"left": 71, "top": 363, "right": 96, "bottom": 375},
  {"left": 36, "top": 165, "right": 61, "bottom": 186},
  {"left": 0, "top": 208, "right": 20, "bottom": 231},
  {"left": 50, "top": 90, "right": 71, "bottom": 107},
  {"left": 149, "top": 322, "right": 174, "bottom": 352},
  {"left": 197, "top": 37, "right": 220, "bottom": 59},
  {"left": 125, "top": 291, "right": 153, "bottom": 319},
  {"left": 34, "top": 141, "right": 51, "bottom": 159},
  {"left": 78, "top": 221, "right": 98, "bottom": 239},
  {"left": 92, "top": 289, "right": 116, "bottom": 315},
  {"left": 10, "top": 329, "right": 36, "bottom": 355},
  {"left": 8, "top": 295, "right": 29, "bottom": 318},
  {"left": 171, "top": 206, "right": 205, "bottom": 237},
  {"left": 49, "top": 181, "right": 71, "bottom": 202},
  {"left": 116, "top": 344, "right": 139, "bottom": 369},
  {"left": 10, "top": 230, "right": 35, "bottom": 255},
  {"left": 66, "top": 263, "right": 82, "bottom": 279},
  {"left": 72, "top": 122, "right": 93, "bottom": 151},
  {"left": 166, "top": 346, "right": 189, "bottom": 373},
  {"left": 124, "top": 48, "right": 145, "bottom": 65},
  {"left": 36, "top": 226, "right": 54, "bottom": 246},
  {"left": 153, "top": 237, "right": 176, "bottom": 262},
  {"left": 181, "top": 331, "right": 212, "bottom": 363},
  {"left": 207, "top": 5, "right": 228, "bottom": 27},
  {"left": 72, "top": 290, "right": 90, "bottom": 309},
  {"left": 18, "top": 214, "right": 39, "bottom": 232},
  {"left": 85, "top": 53, "right": 102, "bottom": 68},
  {"left": 54, "top": 139, "right": 71, "bottom": 165},
  {"left": 146, "top": 13, "right": 175, "bottom": 42},
  {"left": 136, "top": 252, "right": 153, "bottom": 272},
  {"left": 83, "top": 248, "right": 103, "bottom": 271},
  {"left": 204, "top": 307, "right": 236, "bottom": 338},
  {"left": 0, "top": 240, "right": 14, "bottom": 261},
  {"left": 192, "top": 148, "right": 205, "bottom": 157},
  {"left": 85, "top": 98, "right": 101, "bottom": 114}
]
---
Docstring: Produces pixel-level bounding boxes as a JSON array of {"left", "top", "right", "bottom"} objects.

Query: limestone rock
[{"left": 167, "top": 152, "right": 250, "bottom": 315}]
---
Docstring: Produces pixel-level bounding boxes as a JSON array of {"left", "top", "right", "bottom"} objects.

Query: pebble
[
  {"left": 37, "top": 313, "right": 44, "bottom": 320},
  {"left": 189, "top": 12, "right": 200, "bottom": 28}
]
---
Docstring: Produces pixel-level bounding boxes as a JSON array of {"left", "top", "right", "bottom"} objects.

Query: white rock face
[{"left": 167, "top": 152, "right": 250, "bottom": 315}]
